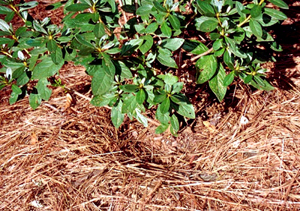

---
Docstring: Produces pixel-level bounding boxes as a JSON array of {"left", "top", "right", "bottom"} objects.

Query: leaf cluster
[{"left": 0, "top": 0, "right": 289, "bottom": 135}]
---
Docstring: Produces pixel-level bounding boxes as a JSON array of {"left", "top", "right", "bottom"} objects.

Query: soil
[{"left": 1, "top": 1, "right": 300, "bottom": 210}]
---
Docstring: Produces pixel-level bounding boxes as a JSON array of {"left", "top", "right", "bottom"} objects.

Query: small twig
[{"left": 181, "top": 47, "right": 213, "bottom": 69}]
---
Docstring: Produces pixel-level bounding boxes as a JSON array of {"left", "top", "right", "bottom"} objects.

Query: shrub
[{"left": 0, "top": 0, "right": 288, "bottom": 135}]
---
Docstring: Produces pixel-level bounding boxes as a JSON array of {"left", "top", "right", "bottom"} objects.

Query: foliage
[{"left": 0, "top": 0, "right": 288, "bottom": 135}]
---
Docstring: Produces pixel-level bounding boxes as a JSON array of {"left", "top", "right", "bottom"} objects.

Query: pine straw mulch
[{"left": 1, "top": 1, "right": 300, "bottom": 210}]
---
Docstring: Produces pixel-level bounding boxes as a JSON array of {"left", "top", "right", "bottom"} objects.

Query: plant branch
[
  {"left": 237, "top": 0, "right": 265, "bottom": 28},
  {"left": 181, "top": 47, "right": 213, "bottom": 69}
]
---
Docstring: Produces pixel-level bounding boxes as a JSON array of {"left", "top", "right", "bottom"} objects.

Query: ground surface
[{"left": 1, "top": 1, "right": 300, "bottom": 210}]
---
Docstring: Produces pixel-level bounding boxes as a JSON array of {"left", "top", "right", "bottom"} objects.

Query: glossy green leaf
[
  {"left": 268, "top": 0, "right": 289, "bottom": 9},
  {"left": 250, "top": 19, "right": 262, "bottom": 37},
  {"left": 51, "top": 47, "right": 63, "bottom": 64},
  {"left": 196, "top": 0, "right": 215, "bottom": 16},
  {"left": 136, "top": 4, "right": 152, "bottom": 16},
  {"left": 177, "top": 102, "right": 195, "bottom": 119},
  {"left": 213, "top": 39, "right": 223, "bottom": 51},
  {"left": 153, "top": 1, "right": 167, "bottom": 12},
  {"left": 157, "top": 48, "right": 178, "bottom": 68},
  {"left": 160, "top": 97, "right": 170, "bottom": 114},
  {"left": 66, "top": 3, "right": 91, "bottom": 11},
  {"left": 0, "top": 19, "right": 11, "bottom": 32},
  {"left": 155, "top": 124, "right": 169, "bottom": 134},
  {"left": 9, "top": 84, "right": 22, "bottom": 105},
  {"left": 223, "top": 50, "right": 234, "bottom": 70},
  {"left": 29, "top": 93, "right": 41, "bottom": 110},
  {"left": 145, "top": 22, "right": 159, "bottom": 33},
  {"left": 161, "top": 21, "right": 172, "bottom": 37},
  {"left": 136, "top": 89, "right": 146, "bottom": 104},
  {"left": 264, "top": 8, "right": 287, "bottom": 20},
  {"left": 161, "top": 38, "right": 184, "bottom": 51},
  {"left": 111, "top": 100, "right": 124, "bottom": 128},
  {"left": 196, "top": 54, "right": 218, "bottom": 84},
  {"left": 169, "top": 14, "right": 181, "bottom": 30},
  {"left": 36, "top": 78, "right": 52, "bottom": 100},
  {"left": 32, "top": 57, "right": 64, "bottom": 79},
  {"left": 120, "top": 84, "right": 138, "bottom": 92},
  {"left": 182, "top": 40, "right": 208, "bottom": 55},
  {"left": 170, "top": 114, "right": 179, "bottom": 132},
  {"left": 139, "top": 35, "right": 153, "bottom": 54},
  {"left": 223, "top": 71, "right": 235, "bottom": 86},
  {"left": 92, "top": 65, "right": 114, "bottom": 96},
  {"left": 0, "top": 5, "right": 12, "bottom": 14},
  {"left": 209, "top": 64, "right": 227, "bottom": 102},
  {"left": 195, "top": 17, "right": 218, "bottom": 32},
  {"left": 250, "top": 5, "right": 262, "bottom": 18},
  {"left": 75, "top": 34, "right": 95, "bottom": 48},
  {"left": 94, "top": 23, "right": 106, "bottom": 38},
  {"left": 135, "top": 108, "right": 148, "bottom": 127}
]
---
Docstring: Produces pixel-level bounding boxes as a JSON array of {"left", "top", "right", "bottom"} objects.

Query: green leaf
[
  {"left": 158, "top": 73, "right": 178, "bottom": 86},
  {"left": 120, "top": 39, "right": 143, "bottom": 55},
  {"left": 0, "top": 5, "right": 12, "bottom": 14},
  {"left": 139, "top": 35, "right": 153, "bottom": 54},
  {"left": 168, "top": 14, "right": 181, "bottom": 30},
  {"left": 66, "top": 3, "right": 91, "bottom": 11},
  {"left": 91, "top": 94, "right": 114, "bottom": 107},
  {"left": 182, "top": 40, "right": 208, "bottom": 55},
  {"left": 195, "top": 17, "right": 218, "bottom": 32},
  {"left": 196, "top": 0, "right": 215, "bottom": 16},
  {"left": 0, "top": 19, "right": 11, "bottom": 32},
  {"left": 145, "top": 22, "right": 158, "bottom": 33},
  {"left": 213, "top": 39, "right": 223, "bottom": 51},
  {"left": 29, "top": 93, "right": 41, "bottom": 110},
  {"left": 91, "top": 65, "right": 114, "bottom": 96},
  {"left": 264, "top": 8, "right": 287, "bottom": 20},
  {"left": 36, "top": 78, "right": 52, "bottom": 100},
  {"left": 170, "top": 114, "right": 179, "bottom": 132},
  {"left": 177, "top": 102, "right": 195, "bottom": 119},
  {"left": 161, "top": 38, "right": 184, "bottom": 51},
  {"left": 135, "top": 108, "right": 148, "bottom": 127},
  {"left": 223, "top": 50, "right": 234, "bottom": 70},
  {"left": 161, "top": 21, "right": 172, "bottom": 38},
  {"left": 136, "top": 89, "right": 146, "bottom": 104},
  {"left": 32, "top": 57, "right": 64, "bottom": 79},
  {"left": 51, "top": 47, "right": 63, "bottom": 64},
  {"left": 157, "top": 48, "right": 178, "bottom": 68},
  {"left": 250, "top": 19, "right": 262, "bottom": 37},
  {"left": 268, "top": 0, "right": 289, "bottom": 9},
  {"left": 160, "top": 97, "right": 170, "bottom": 114},
  {"left": 107, "top": 0, "right": 116, "bottom": 12},
  {"left": 155, "top": 124, "right": 169, "bottom": 134},
  {"left": 26, "top": 37, "right": 47, "bottom": 47},
  {"left": 153, "top": 1, "right": 167, "bottom": 13},
  {"left": 118, "top": 61, "right": 133, "bottom": 79},
  {"left": 250, "top": 5, "right": 262, "bottom": 18},
  {"left": 111, "top": 100, "right": 124, "bottom": 128},
  {"left": 196, "top": 54, "right": 218, "bottom": 84},
  {"left": 47, "top": 40, "right": 57, "bottom": 53},
  {"left": 136, "top": 4, "right": 152, "bottom": 16},
  {"left": 209, "top": 64, "right": 227, "bottom": 102},
  {"left": 9, "top": 84, "right": 22, "bottom": 105},
  {"left": 156, "top": 104, "right": 170, "bottom": 124},
  {"left": 122, "top": 94, "right": 137, "bottom": 114},
  {"left": 120, "top": 84, "right": 139, "bottom": 92},
  {"left": 94, "top": 23, "right": 106, "bottom": 38},
  {"left": 223, "top": 71, "right": 235, "bottom": 86},
  {"left": 17, "top": 72, "right": 29, "bottom": 86},
  {"left": 33, "top": 20, "right": 47, "bottom": 34},
  {"left": 75, "top": 34, "right": 95, "bottom": 48}
]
